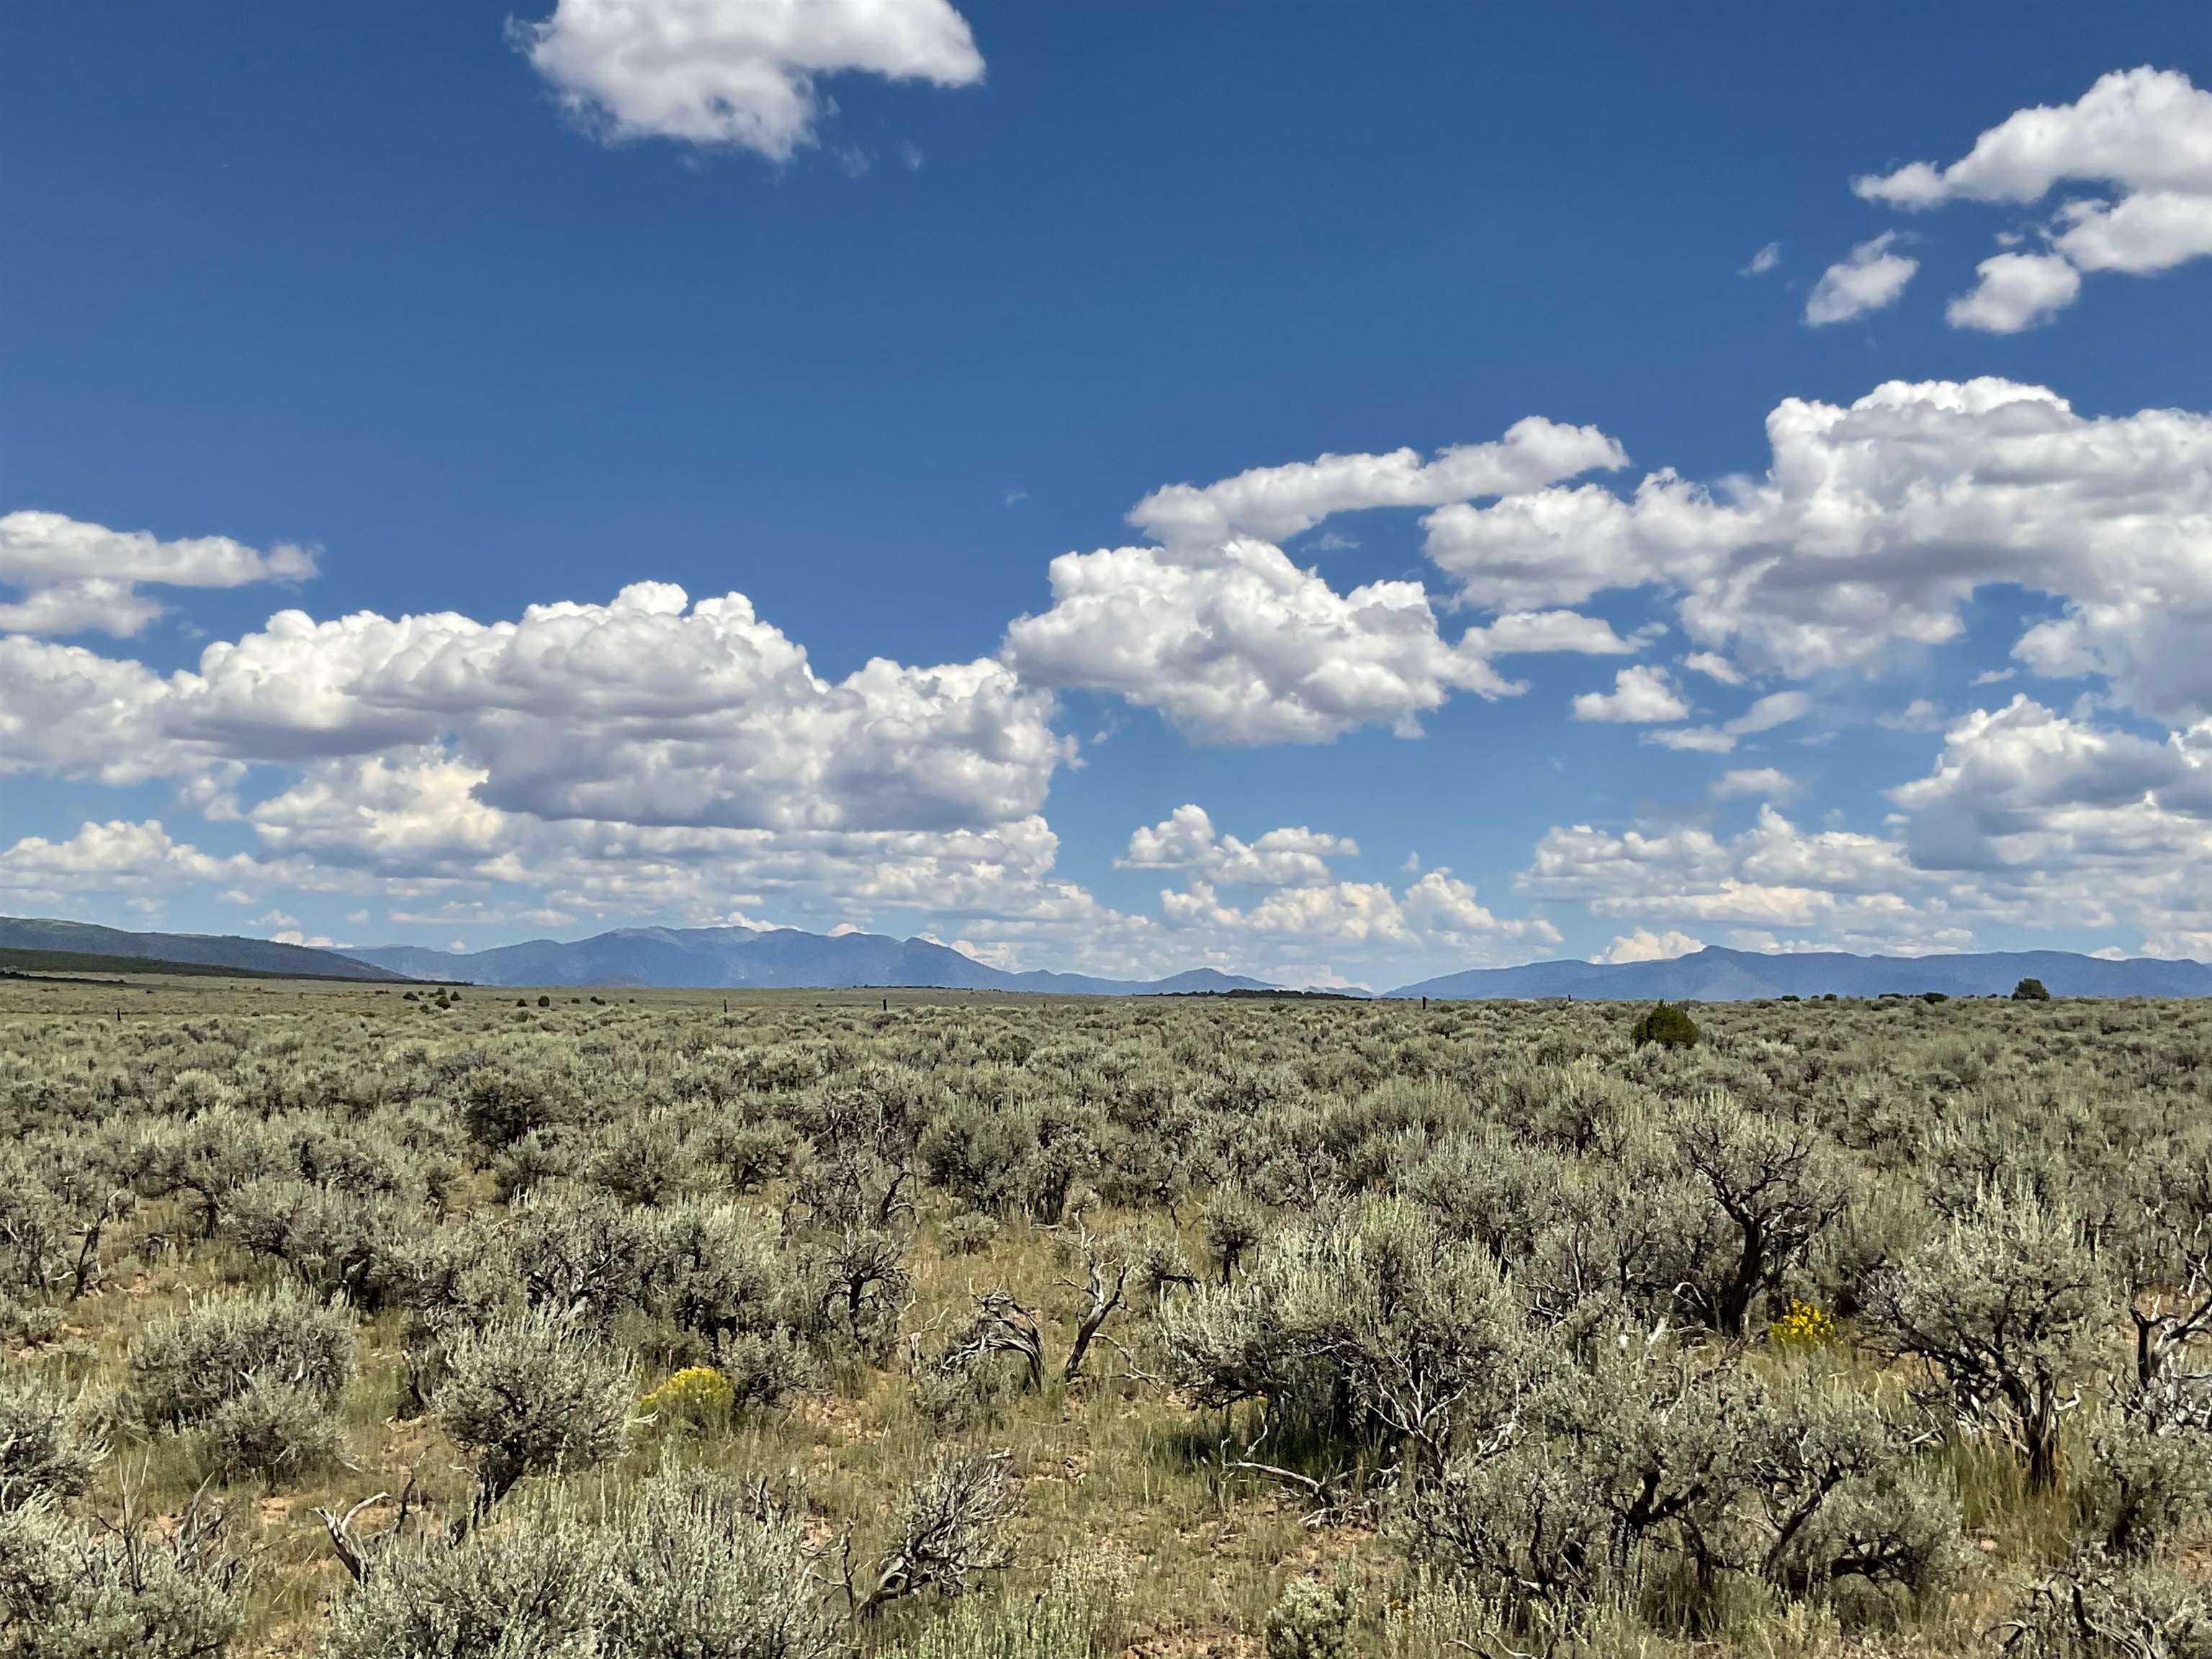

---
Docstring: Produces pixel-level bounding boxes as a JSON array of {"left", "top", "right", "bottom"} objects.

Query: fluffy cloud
[
  {"left": 1804, "top": 232, "right": 1919, "bottom": 325},
  {"left": 1520, "top": 806, "right": 1937, "bottom": 945},
  {"left": 1856, "top": 68, "right": 2212, "bottom": 210},
  {"left": 1876, "top": 698, "right": 1946, "bottom": 734},
  {"left": 1571, "top": 665, "right": 1689, "bottom": 723},
  {"left": 1890, "top": 696, "right": 2212, "bottom": 872},
  {"left": 1128, "top": 814, "right": 1561, "bottom": 981},
  {"left": 520, "top": 0, "right": 984, "bottom": 158},
  {"left": 1595, "top": 927, "right": 1703, "bottom": 964},
  {"left": 1010, "top": 420, "right": 1641, "bottom": 745},
  {"left": 258, "top": 772, "right": 1082, "bottom": 923},
  {"left": 1945, "top": 251, "right": 2082, "bottom": 333},
  {"left": 1517, "top": 698, "right": 2212, "bottom": 957},
  {"left": 4, "top": 583, "right": 1066, "bottom": 834},
  {"left": 1119, "top": 804, "right": 1357, "bottom": 887},
  {"left": 1126, "top": 418, "right": 1627, "bottom": 548},
  {"left": 0, "top": 511, "right": 312, "bottom": 638},
  {"left": 1401, "top": 869, "right": 1561, "bottom": 953},
  {"left": 1161, "top": 878, "right": 1411, "bottom": 945},
  {"left": 0, "top": 819, "right": 265, "bottom": 899},
  {"left": 0, "top": 561, "right": 1167, "bottom": 971},
  {"left": 1683, "top": 651, "right": 1745, "bottom": 685},
  {"left": 1470, "top": 610, "right": 1637, "bottom": 656},
  {"left": 1151, "top": 865, "right": 1560, "bottom": 969},
  {"left": 1856, "top": 67, "right": 2212, "bottom": 327},
  {"left": 1872, "top": 697, "right": 2212, "bottom": 951},
  {"left": 248, "top": 752, "right": 516, "bottom": 874},
  {"left": 1002, "top": 539, "right": 1515, "bottom": 743},
  {"left": 2015, "top": 594, "right": 2212, "bottom": 735},
  {"left": 0, "top": 638, "right": 181, "bottom": 783},
  {"left": 1423, "top": 481, "right": 1647, "bottom": 613},
  {"left": 1713, "top": 767, "right": 1797, "bottom": 800},
  {"left": 1421, "top": 379, "right": 2212, "bottom": 719},
  {"left": 1647, "top": 691, "right": 1812, "bottom": 755}
]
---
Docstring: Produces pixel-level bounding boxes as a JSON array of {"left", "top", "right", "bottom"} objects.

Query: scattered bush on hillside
[
  {"left": 1264, "top": 1575, "right": 1357, "bottom": 1659},
  {"left": 127, "top": 1285, "right": 355, "bottom": 1430},
  {"left": 321, "top": 1467, "right": 837, "bottom": 1659},
  {"left": 0, "top": 1375, "right": 102, "bottom": 1508},
  {"left": 850, "top": 1454, "right": 1020, "bottom": 1618},
  {"left": 2002, "top": 1555, "right": 2212, "bottom": 1658},
  {"left": 1163, "top": 1195, "right": 1520, "bottom": 1487},
  {"left": 204, "top": 1376, "right": 343, "bottom": 1489},
  {"left": 0, "top": 1486, "right": 247, "bottom": 1659},
  {"left": 1666, "top": 1091, "right": 1851, "bottom": 1335},
  {"left": 436, "top": 1305, "right": 632, "bottom": 1511},
  {"left": 2077, "top": 1378, "right": 2212, "bottom": 1559},
  {"left": 1861, "top": 1185, "right": 2103, "bottom": 1491},
  {"left": 1631, "top": 1002, "right": 1699, "bottom": 1049}
]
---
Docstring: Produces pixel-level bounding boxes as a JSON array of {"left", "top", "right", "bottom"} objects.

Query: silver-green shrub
[
  {"left": 2077, "top": 1380, "right": 2212, "bottom": 1560},
  {"left": 204, "top": 1376, "right": 343, "bottom": 1489},
  {"left": 0, "top": 1492, "right": 246, "bottom": 1659},
  {"left": 1263, "top": 1575, "right": 1357, "bottom": 1659},
  {"left": 127, "top": 1285, "right": 355, "bottom": 1429},
  {"left": 1163, "top": 1195, "right": 1521, "bottom": 1480},
  {"left": 320, "top": 1467, "right": 837, "bottom": 1659},
  {"left": 2003, "top": 1555, "right": 2212, "bottom": 1658},
  {"left": 1861, "top": 1184, "right": 2105, "bottom": 1491},
  {"left": 436, "top": 1305, "right": 631, "bottom": 1509},
  {"left": 0, "top": 1377, "right": 100, "bottom": 1511}
]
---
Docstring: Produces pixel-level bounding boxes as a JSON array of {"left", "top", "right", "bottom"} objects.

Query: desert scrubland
[{"left": 1, "top": 979, "right": 2207, "bottom": 1658}]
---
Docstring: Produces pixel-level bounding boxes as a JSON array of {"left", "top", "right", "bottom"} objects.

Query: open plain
[{"left": 3, "top": 978, "right": 2207, "bottom": 1657}]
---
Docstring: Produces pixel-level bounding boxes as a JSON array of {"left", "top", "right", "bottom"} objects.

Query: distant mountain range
[
  {"left": 6, "top": 914, "right": 2207, "bottom": 1001},
  {"left": 1388, "top": 945, "right": 2212, "bottom": 1001},
  {"left": 346, "top": 926, "right": 1274, "bottom": 995},
  {"left": 0, "top": 916, "right": 405, "bottom": 981}
]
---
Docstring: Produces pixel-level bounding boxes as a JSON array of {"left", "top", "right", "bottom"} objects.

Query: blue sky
[{"left": 5, "top": 1, "right": 2211, "bottom": 987}]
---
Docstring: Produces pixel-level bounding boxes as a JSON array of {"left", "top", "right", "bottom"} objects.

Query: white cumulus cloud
[
  {"left": 1647, "top": 691, "right": 1812, "bottom": 755},
  {"left": 1127, "top": 418, "right": 1627, "bottom": 549},
  {"left": 1856, "top": 66, "right": 2212, "bottom": 327},
  {"left": 1596, "top": 927, "right": 1704, "bottom": 963},
  {"left": 1119, "top": 804, "right": 1357, "bottom": 887},
  {"left": 0, "top": 819, "right": 266, "bottom": 899},
  {"left": 1804, "top": 232, "right": 1918, "bottom": 325},
  {"left": 0, "top": 510, "right": 312, "bottom": 638},
  {"left": 1002, "top": 539, "right": 1514, "bottom": 744},
  {"left": 521, "top": 0, "right": 984, "bottom": 159},
  {"left": 2, "top": 582, "right": 1066, "bottom": 835},
  {"left": 1713, "top": 768, "right": 1797, "bottom": 800},
  {"left": 1571, "top": 665, "right": 1689, "bottom": 724},
  {"left": 1521, "top": 806, "right": 1942, "bottom": 950},
  {"left": 1418, "top": 379, "right": 2212, "bottom": 720},
  {"left": 1945, "top": 251, "right": 2083, "bottom": 332}
]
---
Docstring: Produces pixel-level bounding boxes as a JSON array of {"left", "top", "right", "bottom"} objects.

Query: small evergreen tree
[
  {"left": 1632, "top": 1002, "right": 1699, "bottom": 1049},
  {"left": 2011, "top": 976, "right": 2051, "bottom": 1001}
]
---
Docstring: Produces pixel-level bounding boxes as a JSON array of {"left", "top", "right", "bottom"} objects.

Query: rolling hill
[
  {"left": 0, "top": 917, "right": 411, "bottom": 981},
  {"left": 1390, "top": 945, "right": 2212, "bottom": 1002},
  {"left": 347, "top": 925, "right": 1274, "bottom": 995}
]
